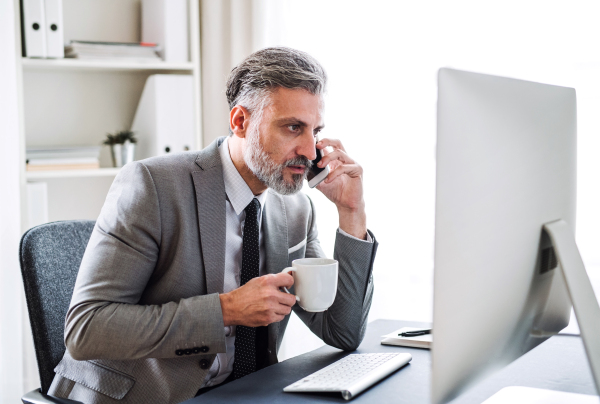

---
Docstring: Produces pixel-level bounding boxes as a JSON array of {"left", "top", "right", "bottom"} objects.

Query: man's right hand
[{"left": 219, "top": 273, "right": 297, "bottom": 327}]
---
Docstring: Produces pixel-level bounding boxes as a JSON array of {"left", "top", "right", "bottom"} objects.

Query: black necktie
[{"left": 231, "top": 198, "right": 269, "bottom": 380}]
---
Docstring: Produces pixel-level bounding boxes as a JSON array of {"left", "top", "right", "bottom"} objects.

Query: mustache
[{"left": 284, "top": 156, "right": 313, "bottom": 169}]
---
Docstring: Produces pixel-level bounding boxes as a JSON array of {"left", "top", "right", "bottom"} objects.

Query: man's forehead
[{"left": 266, "top": 87, "right": 324, "bottom": 124}]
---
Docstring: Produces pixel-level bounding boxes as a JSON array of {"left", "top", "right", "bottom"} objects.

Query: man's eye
[{"left": 288, "top": 125, "right": 301, "bottom": 132}]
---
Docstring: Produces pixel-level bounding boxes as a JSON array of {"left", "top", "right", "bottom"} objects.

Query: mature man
[{"left": 48, "top": 47, "right": 377, "bottom": 404}]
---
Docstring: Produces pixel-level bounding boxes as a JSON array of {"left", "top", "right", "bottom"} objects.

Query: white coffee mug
[{"left": 281, "top": 258, "right": 338, "bottom": 312}]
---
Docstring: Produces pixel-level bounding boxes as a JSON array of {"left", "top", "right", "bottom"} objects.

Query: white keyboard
[{"left": 283, "top": 353, "right": 412, "bottom": 400}]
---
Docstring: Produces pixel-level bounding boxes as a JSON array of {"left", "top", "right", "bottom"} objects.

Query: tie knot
[{"left": 244, "top": 198, "right": 260, "bottom": 217}]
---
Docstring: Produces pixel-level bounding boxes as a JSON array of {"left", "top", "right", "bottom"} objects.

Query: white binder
[
  {"left": 22, "top": 0, "right": 47, "bottom": 58},
  {"left": 44, "top": 0, "right": 64, "bottom": 58},
  {"left": 131, "top": 75, "right": 195, "bottom": 160},
  {"left": 142, "top": 0, "right": 189, "bottom": 62}
]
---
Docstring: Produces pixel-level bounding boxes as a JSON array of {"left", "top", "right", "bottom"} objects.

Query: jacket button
[
  {"left": 192, "top": 347, "right": 201, "bottom": 354},
  {"left": 200, "top": 346, "right": 209, "bottom": 353},
  {"left": 175, "top": 350, "right": 184, "bottom": 356},
  {"left": 184, "top": 349, "right": 192, "bottom": 355},
  {"left": 199, "top": 359, "right": 210, "bottom": 369}
]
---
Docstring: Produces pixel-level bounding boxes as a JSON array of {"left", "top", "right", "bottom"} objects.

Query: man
[{"left": 48, "top": 47, "right": 377, "bottom": 403}]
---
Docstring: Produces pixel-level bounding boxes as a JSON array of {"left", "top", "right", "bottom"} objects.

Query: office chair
[{"left": 19, "top": 220, "right": 96, "bottom": 404}]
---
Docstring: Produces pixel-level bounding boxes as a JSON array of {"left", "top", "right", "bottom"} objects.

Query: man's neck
[{"left": 228, "top": 135, "right": 268, "bottom": 196}]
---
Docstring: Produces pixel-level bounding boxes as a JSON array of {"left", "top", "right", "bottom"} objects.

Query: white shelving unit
[
  {"left": 15, "top": 0, "right": 202, "bottom": 225},
  {"left": 11, "top": 1, "right": 202, "bottom": 393},
  {"left": 22, "top": 58, "right": 195, "bottom": 73},
  {"left": 26, "top": 167, "right": 122, "bottom": 180}
]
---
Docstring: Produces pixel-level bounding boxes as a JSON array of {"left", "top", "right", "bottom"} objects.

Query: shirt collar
[{"left": 219, "top": 137, "right": 268, "bottom": 215}]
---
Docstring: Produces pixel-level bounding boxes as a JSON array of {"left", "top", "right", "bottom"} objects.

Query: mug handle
[{"left": 281, "top": 267, "right": 300, "bottom": 302}]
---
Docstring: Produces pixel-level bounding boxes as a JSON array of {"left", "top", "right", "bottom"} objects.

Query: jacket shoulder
[{"left": 136, "top": 152, "right": 200, "bottom": 174}]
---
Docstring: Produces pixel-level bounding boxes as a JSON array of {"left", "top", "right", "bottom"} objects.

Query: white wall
[
  {"left": 275, "top": 0, "right": 600, "bottom": 360},
  {"left": 0, "top": 0, "right": 25, "bottom": 402},
  {"left": 200, "top": 0, "right": 287, "bottom": 146}
]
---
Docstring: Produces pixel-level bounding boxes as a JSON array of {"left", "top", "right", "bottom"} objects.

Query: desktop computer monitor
[{"left": 432, "top": 68, "right": 600, "bottom": 403}]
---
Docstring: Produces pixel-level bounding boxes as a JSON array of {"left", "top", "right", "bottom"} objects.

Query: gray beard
[{"left": 243, "top": 124, "right": 312, "bottom": 195}]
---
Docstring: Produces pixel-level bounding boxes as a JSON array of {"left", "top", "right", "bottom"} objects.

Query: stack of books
[
  {"left": 26, "top": 146, "right": 101, "bottom": 171},
  {"left": 64, "top": 41, "right": 161, "bottom": 62}
]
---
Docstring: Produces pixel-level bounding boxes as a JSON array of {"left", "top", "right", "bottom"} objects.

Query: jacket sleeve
[
  {"left": 292, "top": 197, "right": 377, "bottom": 351},
  {"left": 64, "top": 162, "right": 226, "bottom": 361}
]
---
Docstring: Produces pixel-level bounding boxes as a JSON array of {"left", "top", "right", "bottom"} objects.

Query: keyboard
[{"left": 283, "top": 352, "right": 412, "bottom": 400}]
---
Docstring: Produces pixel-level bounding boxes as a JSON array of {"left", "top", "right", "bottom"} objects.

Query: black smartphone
[{"left": 307, "top": 145, "right": 330, "bottom": 188}]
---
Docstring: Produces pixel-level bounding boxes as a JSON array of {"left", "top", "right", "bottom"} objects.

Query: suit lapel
[
  {"left": 192, "top": 138, "right": 227, "bottom": 294},
  {"left": 263, "top": 190, "right": 289, "bottom": 361},
  {"left": 263, "top": 190, "right": 289, "bottom": 275},
  {"left": 191, "top": 137, "right": 290, "bottom": 357}
]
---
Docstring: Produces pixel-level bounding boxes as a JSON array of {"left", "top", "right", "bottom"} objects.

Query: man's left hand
[{"left": 315, "top": 138, "right": 368, "bottom": 240}]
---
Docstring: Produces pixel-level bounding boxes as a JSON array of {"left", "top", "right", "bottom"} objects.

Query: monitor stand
[{"left": 484, "top": 219, "right": 600, "bottom": 403}]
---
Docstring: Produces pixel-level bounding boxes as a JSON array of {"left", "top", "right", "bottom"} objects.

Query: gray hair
[{"left": 226, "top": 47, "right": 327, "bottom": 131}]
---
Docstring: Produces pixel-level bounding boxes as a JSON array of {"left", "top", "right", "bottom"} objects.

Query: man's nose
[{"left": 298, "top": 132, "right": 317, "bottom": 161}]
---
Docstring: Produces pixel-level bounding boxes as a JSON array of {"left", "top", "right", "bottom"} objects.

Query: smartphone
[{"left": 307, "top": 145, "right": 330, "bottom": 188}]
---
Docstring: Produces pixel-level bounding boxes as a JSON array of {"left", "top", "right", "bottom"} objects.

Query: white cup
[{"left": 281, "top": 258, "right": 338, "bottom": 312}]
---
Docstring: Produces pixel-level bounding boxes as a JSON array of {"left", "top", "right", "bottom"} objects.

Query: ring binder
[
  {"left": 44, "top": 0, "right": 64, "bottom": 58},
  {"left": 21, "top": 0, "right": 47, "bottom": 58}
]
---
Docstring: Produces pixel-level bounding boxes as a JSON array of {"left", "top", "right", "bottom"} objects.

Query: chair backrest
[{"left": 19, "top": 220, "right": 95, "bottom": 393}]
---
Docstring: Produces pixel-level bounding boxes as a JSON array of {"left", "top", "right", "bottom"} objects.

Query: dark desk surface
[{"left": 182, "top": 319, "right": 596, "bottom": 403}]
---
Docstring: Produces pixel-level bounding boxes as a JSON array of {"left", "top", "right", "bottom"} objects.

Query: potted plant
[{"left": 104, "top": 130, "right": 137, "bottom": 167}]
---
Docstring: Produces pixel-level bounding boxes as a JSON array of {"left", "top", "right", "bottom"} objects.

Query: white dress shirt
[
  {"left": 201, "top": 137, "right": 372, "bottom": 389},
  {"left": 201, "top": 137, "right": 269, "bottom": 387}
]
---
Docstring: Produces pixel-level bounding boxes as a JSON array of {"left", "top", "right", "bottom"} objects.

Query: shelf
[
  {"left": 26, "top": 167, "right": 121, "bottom": 180},
  {"left": 22, "top": 58, "right": 194, "bottom": 73}
]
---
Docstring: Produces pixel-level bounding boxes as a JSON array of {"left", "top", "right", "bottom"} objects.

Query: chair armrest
[{"left": 22, "top": 388, "right": 83, "bottom": 404}]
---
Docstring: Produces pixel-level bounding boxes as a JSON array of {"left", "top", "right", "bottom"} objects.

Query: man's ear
[{"left": 230, "top": 106, "right": 251, "bottom": 138}]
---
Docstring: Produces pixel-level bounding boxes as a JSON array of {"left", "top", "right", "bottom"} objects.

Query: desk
[{"left": 182, "top": 319, "right": 596, "bottom": 403}]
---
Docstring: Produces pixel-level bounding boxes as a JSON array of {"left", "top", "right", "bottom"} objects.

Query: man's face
[{"left": 243, "top": 87, "right": 324, "bottom": 195}]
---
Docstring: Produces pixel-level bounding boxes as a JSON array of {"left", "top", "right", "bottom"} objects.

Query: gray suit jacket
[{"left": 48, "top": 137, "right": 377, "bottom": 404}]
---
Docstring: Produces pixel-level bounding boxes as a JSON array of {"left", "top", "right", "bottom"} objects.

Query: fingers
[
  {"left": 257, "top": 274, "right": 297, "bottom": 306},
  {"left": 273, "top": 315, "right": 286, "bottom": 323},
  {"left": 255, "top": 294, "right": 294, "bottom": 326},
  {"left": 274, "top": 302, "right": 294, "bottom": 316},
  {"left": 265, "top": 299, "right": 293, "bottom": 323},
  {"left": 260, "top": 297, "right": 294, "bottom": 326},
  {"left": 316, "top": 138, "right": 358, "bottom": 171},
  {"left": 279, "top": 291, "right": 298, "bottom": 307},
  {"left": 265, "top": 313, "right": 286, "bottom": 325},
  {"left": 272, "top": 286, "right": 298, "bottom": 307},
  {"left": 266, "top": 272, "right": 294, "bottom": 288},
  {"left": 235, "top": 274, "right": 297, "bottom": 327},
  {"left": 317, "top": 138, "right": 346, "bottom": 153},
  {"left": 318, "top": 149, "right": 355, "bottom": 169},
  {"left": 322, "top": 163, "right": 363, "bottom": 184}
]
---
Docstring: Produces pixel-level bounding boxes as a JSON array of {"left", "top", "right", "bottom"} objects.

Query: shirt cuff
[{"left": 337, "top": 228, "right": 373, "bottom": 243}]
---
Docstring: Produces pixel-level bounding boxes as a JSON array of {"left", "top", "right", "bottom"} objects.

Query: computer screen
[{"left": 431, "top": 68, "right": 594, "bottom": 403}]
